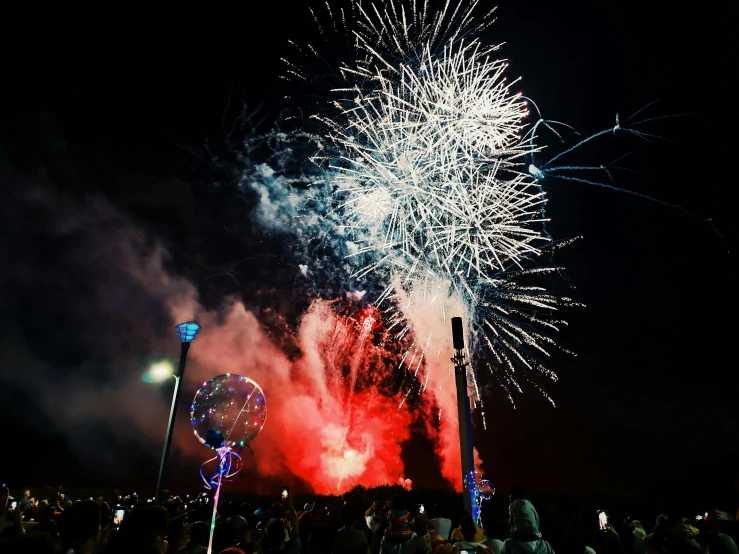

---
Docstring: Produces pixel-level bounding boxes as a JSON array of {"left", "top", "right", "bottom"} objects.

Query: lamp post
[
  {"left": 451, "top": 316, "right": 476, "bottom": 519},
  {"left": 154, "top": 321, "right": 201, "bottom": 502}
]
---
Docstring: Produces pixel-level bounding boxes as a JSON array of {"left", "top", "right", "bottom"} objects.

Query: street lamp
[
  {"left": 144, "top": 361, "right": 175, "bottom": 383},
  {"left": 154, "top": 321, "right": 201, "bottom": 502}
]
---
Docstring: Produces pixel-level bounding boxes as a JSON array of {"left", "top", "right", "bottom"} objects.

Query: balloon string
[
  {"left": 200, "top": 447, "right": 242, "bottom": 490},
  {"left": 203, "top": 447, "right": 241, "bottom": 554},
  {"left": 206, "top": 472, "right": 222, "bottom": 554}
]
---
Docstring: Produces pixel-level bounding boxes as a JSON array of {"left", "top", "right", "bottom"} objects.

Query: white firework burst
[
  {"left": 293, "top": 0, "right": 577, "bottom": 403},
  {"left": 320, "top": 39, "right": 547, "bottom": 288}
]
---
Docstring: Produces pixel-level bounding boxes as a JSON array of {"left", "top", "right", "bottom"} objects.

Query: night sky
[{"left": 1, "top": 1, "right": 737, "bottom": 506}]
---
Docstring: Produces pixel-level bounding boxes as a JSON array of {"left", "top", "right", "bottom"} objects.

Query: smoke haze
[{"left": 0, "top": 155, "right": 460, "bottom": 493}]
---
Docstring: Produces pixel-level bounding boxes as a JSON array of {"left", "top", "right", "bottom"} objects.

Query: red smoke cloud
[
  {"left": 137, "top": 220, "right": 468, "bottom": 495},
  {"left": 181, "top": 299, "right": 424, "bottom": 494}
]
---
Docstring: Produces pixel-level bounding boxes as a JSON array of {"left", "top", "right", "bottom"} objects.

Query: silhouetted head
[
  {"left": 340, "top": 504, "right": 357, "bottom": 527},
  {"left": 266, "top": 519, "right": 287, "bottom": 550},
  {"left": 59, "top": 500, "right": 101, "bottom": 551},
  {"left": 189, "top": 521, "right": 209, "bottom": 546},
  {"left": 510, "top": 484, "right": 526, "bottom": 502},
  {"left": 460, "top": 515, "right": 477, "bottom": 542},
  {"left": 391, "top": 494, "right": 406, "bottom": 512}
]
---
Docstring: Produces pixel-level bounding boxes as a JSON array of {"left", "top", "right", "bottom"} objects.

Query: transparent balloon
[{"left": 190, "top": 373, "right": 267, "bottom": 450}]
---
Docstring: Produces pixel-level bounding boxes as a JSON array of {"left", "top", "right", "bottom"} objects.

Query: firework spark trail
[
  {"left": 335, "top": 311, "right": 377, "bottom": 492},
  {"left": 345, "top": 312, "right": 377, "bottom": 416},
  {"left": 523, "top": 100, "right": 720, "bottom": 238}
]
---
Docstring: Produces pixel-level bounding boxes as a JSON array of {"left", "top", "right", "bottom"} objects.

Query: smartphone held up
[{"left": 114, "top": 507, "right": 126, "bottom": 527}]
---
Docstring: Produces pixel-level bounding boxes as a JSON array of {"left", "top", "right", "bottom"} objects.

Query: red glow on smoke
[
  {"left": 272, "top": 387, "right": 413, "bottom": 494},
  {"left": 183, "top": 298, "right": 438, "bottom": 494}
]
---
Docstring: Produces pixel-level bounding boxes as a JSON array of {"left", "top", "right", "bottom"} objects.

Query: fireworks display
[
  {"left": 201, "top": 0, "right": 686, "bottom": 493},
  {"left": 261, "top": 0, "right": 589, "bottom": 489},
  {"left": 0, "top": 0, "right": 717, "bottom": 502},
  {"left": 293, "top": 0, "right": 575, "bottom": 416},
  {"left": 0, "top": 0, "right": 727, "bottom": 507}
]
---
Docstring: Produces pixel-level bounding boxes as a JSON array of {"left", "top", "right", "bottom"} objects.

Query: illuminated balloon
[{"left": 190, "top": 373, "right": 267, "bottom": 450}]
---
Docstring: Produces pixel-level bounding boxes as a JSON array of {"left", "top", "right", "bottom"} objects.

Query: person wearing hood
[{"left": 502, "top": 500, "right": 555, "bottom": 554}]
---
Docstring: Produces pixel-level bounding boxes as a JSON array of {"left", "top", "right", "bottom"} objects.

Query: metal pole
[
  {"left": 451, "top": 317, "right": 475, "bottom": 518},
  {"left": 155, "top": 341, "right": 190, "bottom": 502}
]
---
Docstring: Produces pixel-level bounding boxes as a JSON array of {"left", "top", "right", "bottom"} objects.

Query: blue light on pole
[
  {"left": 177, "top": 321, "right": 201, "bottom": 343},
  {"left": 155, "top": 320, "right": 201, "bottom": 502}
]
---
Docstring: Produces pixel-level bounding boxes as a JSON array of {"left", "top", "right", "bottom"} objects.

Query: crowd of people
[{"left": 1, "top": 483, "right": 737, "bottom": 554}]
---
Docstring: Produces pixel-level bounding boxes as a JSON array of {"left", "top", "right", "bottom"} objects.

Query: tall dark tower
[{"left": 451, "top": 316, "right": 475, "bottom": 518}]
